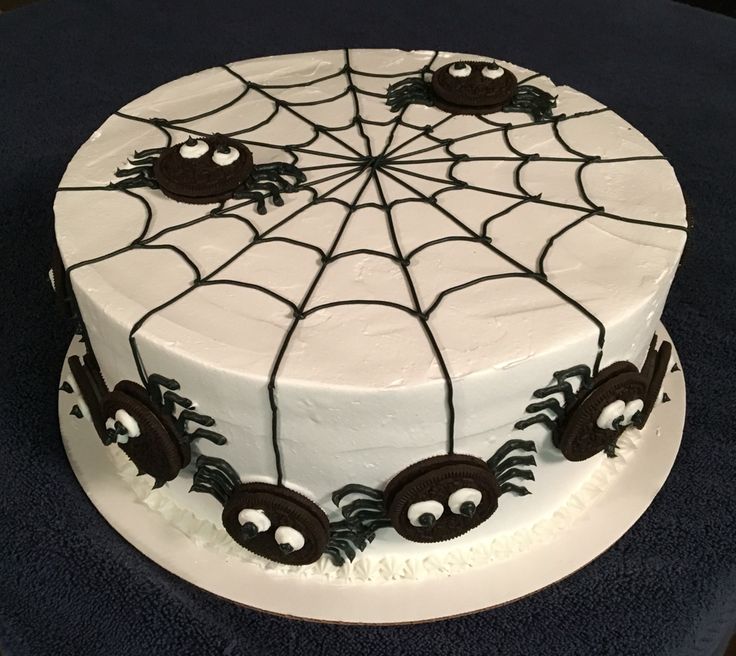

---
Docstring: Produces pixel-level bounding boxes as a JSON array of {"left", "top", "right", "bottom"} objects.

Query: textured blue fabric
[{"left": 1, "top": 1, "right": 735, "bottom": 654}]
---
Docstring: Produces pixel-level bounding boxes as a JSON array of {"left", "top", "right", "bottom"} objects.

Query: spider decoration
[
  {"left": 386, "top": 60, "right": 556, "bottom": 121},
  {"left": 331, "top": 439, "right": 537, "bottom": 544},
  {"left": 66, "top": 352, "right": 226, "bottom": 488},
  {"left": 514, "top": 337, "right": 672, "bottom": 461},
  {"left": 113, "top": 133, "right": 306, "bottom": 212},
  {"left": 190, "top": 456, "right": 371, "bottom": 566}
]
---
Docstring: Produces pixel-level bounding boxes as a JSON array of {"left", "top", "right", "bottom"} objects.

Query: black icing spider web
[{"left": 58, "top": 49, "right": 687, "bottom": 488}]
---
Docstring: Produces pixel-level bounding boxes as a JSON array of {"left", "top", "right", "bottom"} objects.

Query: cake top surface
[{"left": 55, "top": 48, "right": 687, "bottom": 393}]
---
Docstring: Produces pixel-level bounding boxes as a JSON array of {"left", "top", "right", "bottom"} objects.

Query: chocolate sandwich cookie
[
  {"left": 557, "top": 363, "right": 648, "bottom": 462},
  {"left": 153, "top": 134, "right": 254, "bottom": 204},
  {"left": 384, "top": 454, "right": 499, "bottom": 543},
  {"left": 431, "top": 60, "right": 518, "bottom": 115},
  {"left": 222, "top": 483, "right": 330, "bottom": 566},
  {"left": 102, "top": 381, "right": 186, "bottom": 483}
]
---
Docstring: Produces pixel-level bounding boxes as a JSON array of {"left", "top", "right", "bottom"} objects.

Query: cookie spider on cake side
[
  {"left": 190, "top": 456, "right": 373, "bottom": 566},
  {"left": 386, "top": 60, "right": 556, "bottom": 121},
  {"left": 64, "top": 351, "right": 227, "bottom": 488},
  {"left": 112, "top": 133, "right": 306, "bottom": 212},
  {"left": 514, "top": 337, "right": 672, "bottom": 461},
  {"left": 331, "top": 439, "right": 537, "bottom": 544}
]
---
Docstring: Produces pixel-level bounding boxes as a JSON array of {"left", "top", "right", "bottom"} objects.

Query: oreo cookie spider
[
  {"left": 190, "top": 456, "right": 371, "bottom": 566},
  {"left": 331, "top": 439, "right": 537, "bottom": 544},
  {"left": 113, "top": 133, "right": 305, "bottom": 212},
  {"left": 515, "top": 337, "right": 672, "bottom": 462},
  {"left": 387, "top": 60, "right": 556, "bottom": 121},
  {"left": 66, "top": 352, "right": 226, "bottom": 488}
]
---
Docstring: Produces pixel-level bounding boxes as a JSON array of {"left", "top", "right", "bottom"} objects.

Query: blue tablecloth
[{"left": 1, "top": 1, "right": 735, "bottom": 654}]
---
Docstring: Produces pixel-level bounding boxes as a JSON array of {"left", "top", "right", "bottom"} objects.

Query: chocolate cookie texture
[
  {"left": 557, "top": 364, "right": 647, "bottom": 462},
  {"left": 431, "top": 61, "right": 518, "bottom": 115},
  {"left": 222, "top": 483, "right": 330, "bottom": 566},
  {"left": 153, "top": 135, "right": 254, "bottom": 204},
  {"left": 332, "top": 440, "right": 537, "bottom": 544},
  {"left": 384, "top": 454, "right": 500, "bottom": 543},
  {"left": 192, "top": 456, "right": 368, "bottom": 566},
  {"left": 67, "top": 352, "right": 108, "bottom": 440},
  {"left": 103, "top": 381, "right": 186, "bottom": 483},
  {"left": 516, "top": 338, "right": 672, "bottom": 461}
]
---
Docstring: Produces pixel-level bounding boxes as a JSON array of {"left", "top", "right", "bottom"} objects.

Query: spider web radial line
[
  {"left": 374, "top": 172, "right": 457, "bottom": 453},
  {"left": 537, "top": 209, "right": 603, "bottom": 277},
  {"left": 222, "top": 64, "right": 367, "bottom": 160},
  {"left": 344, "top": 49, "right": 374, "bottom": 158},
  {"left": 265, "top": 164, "right": 373, "bottom": 487},
  {"left": 377, "top": 164, "right": 607, "bottom": 375},
  {"left": 126, "top": 165, "right": 370, "bottom": 385},
  {"left": 383, "top": 113, "right": 454, "bottom": 160}
]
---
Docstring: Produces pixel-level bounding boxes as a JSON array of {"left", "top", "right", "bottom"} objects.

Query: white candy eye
[
  {"left": 274, "top": 526, "right": 305, "bottom": 554},
  {"left": 237, "top": 508, "right": 271, "bottom": 533},
  {"left": 622, "top": 399, "right": 644, "bottom": 424},
  {"left": 596, "top": 399, "right": 626, "bottom": 430},
  {"left": 105, "top": 409, "right": 140, "bottom": 443},
  {"left": 448, "top": 488, "right": 482, "bottom": 516},
  {"left": 212, "top": 145, "right": 240, "bottom": 166},
  {"left": 449, "top": 62, "right": 472, "bottom": 78},
  {"left": 407, "top": 500, "right": 444, "bottom": 527},
  {"left": 482, "top": 64, "right": 504, "bottom": 80},
  {"left": 179, "top": 138, "right": 209, "bottom": 159}
]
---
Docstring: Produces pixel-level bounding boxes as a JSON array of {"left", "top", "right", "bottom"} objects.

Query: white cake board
[{"left": 59, "top": 325, "right": 685, "bottom": 624}]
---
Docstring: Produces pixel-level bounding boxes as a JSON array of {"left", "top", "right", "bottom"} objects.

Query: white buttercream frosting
[{"left": 54, "top": 49, "right": 686, "bottom": 570}]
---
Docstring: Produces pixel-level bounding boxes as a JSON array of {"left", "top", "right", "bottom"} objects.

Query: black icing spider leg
[
  {"left": 232, "top": 162, "right": 307, "bottom": 214},
  {"left": 112, "top": 148, "right": 165, "bottom": 191},
  {"left": 487, "top": 439, "right": 537, "bottom": 496},
  {"left": 514, "top": 365, "right": 592, "bottom": 445},
  {"left": 145, "top": 373, "right": 226, "bottom": 446},
  {"left": 503, "top": 85, "right": 557, "bottom": 122},
  {"left": 145, "top": 374, "right": 181, "bottom": 409},
  {"left": 386, "top": 76, "right": 434, "bottom": 112},
  {"left": 190, "top": 455, "right": 240, "bottom": 505},
  {"left": 324, "top": 520, "right": 376, "bottom": 566},
  {"left": 332, "top": 484, "right": 392, "bottom": 534},
  {"left": 176, "top": 409, "right": 227, "bottom": 446}
]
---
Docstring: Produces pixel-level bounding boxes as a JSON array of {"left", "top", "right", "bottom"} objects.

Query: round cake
[{"left": 54, "top": 48, "right": 687, "bottom": 580}]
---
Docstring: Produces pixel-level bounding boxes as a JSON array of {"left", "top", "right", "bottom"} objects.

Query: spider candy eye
[
  {"left": 212, "top": 145, "right": 240, "bottom": 167},
  {"left": 449, "top": 62, "right": 472, "bottom": 78},
  {"left": 622, "top": 399, "right": 644, "bottom": 424},
  {"left": 407, "top": 500, "right": 444, "bottom": 527},
  {"left": 482, "top": 64, "right": 504, "bottom": 80},
  {"left": 179, "top": 137, "right": 209, "bottom": 159},
  {"left": 596, "top": 399, "right": 627, "bottom": 430},
  {"left": 274, "top": 526, "right": 306, "bottom": 554},
  {"left": 237, "top": 508, "right": 271, "bottom": 540},
  {"left": 448, "top": 488, "right": 482, "bottom": 517}
]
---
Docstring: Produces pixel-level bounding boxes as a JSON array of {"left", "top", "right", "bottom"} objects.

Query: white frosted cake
[{"left": 54, "top": 49, "right": 687, "bottom": 581}]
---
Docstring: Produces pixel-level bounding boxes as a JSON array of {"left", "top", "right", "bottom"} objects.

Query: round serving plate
[{"left": 59, "top": 324, "right": 685, "bottom": 624}]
